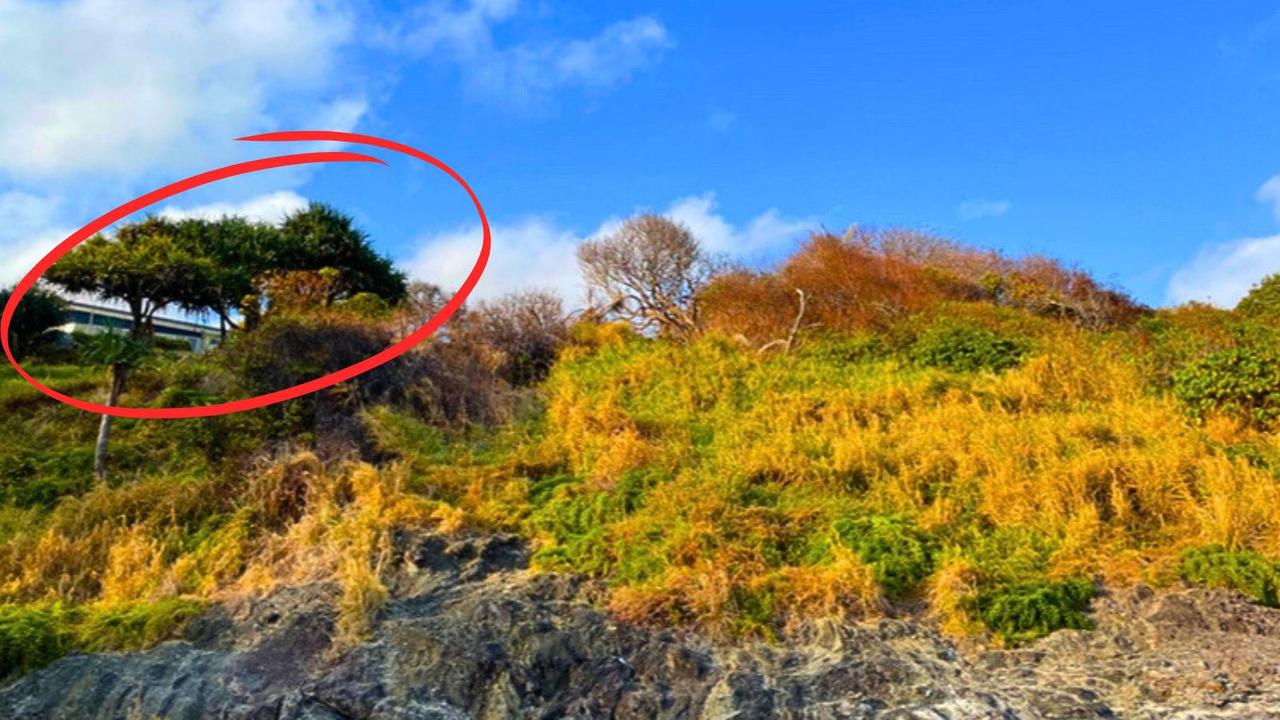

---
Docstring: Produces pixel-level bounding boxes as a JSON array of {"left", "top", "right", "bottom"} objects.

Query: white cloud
[
  {"left": 405, "top": 2, "right": 670, "bottom": 108},
  {"left": 1257, "top": 176, "right": 1280, "bottom": 222},
  {"left": 0, "top": 191, "right": 71, "bottom": 286},
  {"left": 957, "top": 199, "right": 1011, "bottom": 221},
  {"left": 666, "top": 193, "right": 813, "bottom": 258},
  {"left": 312, "top": 96, "right": 370, "bottom": 135},
  {"left": 157, "top": 191, "right": 309, "bottom": 225},
  {"left": 401, "top": 194, "right": 812, "bottom": 306},
  {"left": 402, "top": 217, "right": 588, "bottom": 304},
  {"left": 0, "top": 190, "right": 316, "bottom": 287},
  {"left": 551, "top": 18, "right": 670, "bottom": 89},
  {"left": 1167, "top": 233, "right": 1280, "bottom": 307},
  {"left": 1167, "top": 175, "right": 1280, "bottom": 307},
  {"left": 0, "top": 0, "right": 360, "bottom": 179}
]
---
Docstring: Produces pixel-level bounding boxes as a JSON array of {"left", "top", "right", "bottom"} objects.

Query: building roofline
[{"left": 64, "top": 300, "right": 221, "bottom": 334}]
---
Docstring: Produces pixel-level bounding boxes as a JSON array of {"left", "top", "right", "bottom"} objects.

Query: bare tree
[
  {"left": 392, "top": 281, "right": 450, "bottom": 340},
  {"left": 756, "top": 289, "right": 809, "bottom": 355},
  {"left": 576, "top": 214, "right": 716, "bottom": 341},
  {"left": 455, "top": 290, "right": 569, "bottom": 385}
]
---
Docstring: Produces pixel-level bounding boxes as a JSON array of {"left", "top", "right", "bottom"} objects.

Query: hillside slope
[{"left": 3, "top": 232, "right": 1280, "bottom": 716}]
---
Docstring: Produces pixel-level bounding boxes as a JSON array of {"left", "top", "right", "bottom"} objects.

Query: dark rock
[{"left": 4, "top": 534, "right": 1280, "bottom": 718}]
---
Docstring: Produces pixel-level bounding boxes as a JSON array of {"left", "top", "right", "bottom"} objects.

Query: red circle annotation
[{"left": 0, "top": 131, "right": 491, "bottom": 419}]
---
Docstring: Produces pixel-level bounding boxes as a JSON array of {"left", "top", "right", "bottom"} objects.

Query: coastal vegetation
[{"left": 2, "top": 211, "right": 1279, "bottom": 678}]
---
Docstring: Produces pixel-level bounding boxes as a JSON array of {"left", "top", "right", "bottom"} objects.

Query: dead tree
[
  {"left": 757, "top": 289, "right": 809, "bottom": 354},
  {"left": 576, "top": 214, "right": 715, "bottom": 341}
]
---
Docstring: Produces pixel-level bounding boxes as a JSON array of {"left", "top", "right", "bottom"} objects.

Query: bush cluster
[
  {"left": 909, "top": 322, "right": 1029, "bottom": 373},
  {"left": 1180, "top": 545, "right": 1280, "bottom": 606},
  {"left": 1172, "top": 346, "right": 1280, "bottom": 428},
  {"left": 0, "top": 599, "right": 203, "bottom": 679},
  {"left": 1236, "top": 273, "right": 1280, "bottom": 319},
  {"left": 966, "top": 578, "right": 1096, "bottom": 645},
  {"left": 825, "top": 515, "right": 935, "bottom": 597},
  {"left": 700, "top": 228, "right": 1144, "bottom": 349}
]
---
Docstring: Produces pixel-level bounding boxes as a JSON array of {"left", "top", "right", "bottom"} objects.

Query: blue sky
[{"left": 4, "top": 1, "right": 1280, "bottom": 308}]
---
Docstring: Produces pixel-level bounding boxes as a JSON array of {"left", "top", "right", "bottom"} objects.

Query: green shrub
[
  {"left": 76, "top": 599, "right": 204, "bottom": 653},
  {"left": 1172, "top": 347, "right": 1280, "bottom": 427},
  {"left": 0, "top": 604, "right": 70, "bottom": 679},
  {"left": 1179, "top": 545, "right": 1280, "bottom": 606},
  {"left": 1236, "top": 273, "right": 1280, "bottom": 319},
  {"left": 0, "top": 447, "right": 95, "bottom": 509},
  {"left": 729, "top": 585, "right": 776, "bottom": 640},
  {"left": 959, "top": 524, "right": 1058, "bottom": 584},
  {"left": 0, "top": 599, "right": 204, "bottom": 680},
  {"left": 797, "top": 332, "right": 887, "bottom": 364},
  {"left": 527, "top": 469, "right": 657, "bottom": 577},
  {"left": 827, "top": 515, "right": 935, "bottom": 597},
  {"left": 0, "top": 286, "right": 67, "bottom": 362},
  {"left": 968, "top": 577, "right": 1095, "bottom": 644},
  {"left": 909, "top": 322, "right": 1028, "bottom": 373}
]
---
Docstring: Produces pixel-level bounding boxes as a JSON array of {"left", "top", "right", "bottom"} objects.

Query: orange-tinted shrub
[
  {"left": 698, "top": 228, "right": 1145, "bottom": 344},
  {"left": 700, "top": 271, "right": 800, "bottom": 347},
  {"left": 777, "top": 230, "right": 978, "bottom": 332}
]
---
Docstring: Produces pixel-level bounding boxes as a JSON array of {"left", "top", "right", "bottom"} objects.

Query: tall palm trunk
[{"left": 94, "top": 363, "right": 127, "bottom": 483}]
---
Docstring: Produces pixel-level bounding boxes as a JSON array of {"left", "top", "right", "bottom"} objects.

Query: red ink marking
[{"left": 1, "top": 132, "right": 490, "bottom": 419}]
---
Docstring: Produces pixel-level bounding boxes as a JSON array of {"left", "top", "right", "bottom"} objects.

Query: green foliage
[
  {"left": 909, "top": 322, "right": 1028, "bottom": 373},
  {"left": 0, "top": 448, "right": 93, "bottom": 509},
  {"left": 959, "top": 525, "right": 1058, "bottom": 584},
  {"left": 77, "top": 330, "right": 152, "bottom": 370},
  {"left": 968, "top": 578, "right": 1096, "bottom": 644},
  {"left": 825, "top": 515, "right": 935, "bottom": 597},
  {"left": 1172, "top": 347, "right": 1280, "bottom": 427},
  {"left": 1236, "top": 273, "right": 1280, "bottom": 319},
  {"left": 75, "top": 599, "right": 204, "bottom": 653},
  {"left": 0, "top": 286, "right": 67, "bottom": 361},
  {"left": 43, "top": 217, "right": 217, "bottom": 337},
  {"left": 729, "top": 585, "right": 777, "bottom": 640},
  {"left": 174, "top": 215, "right": 281, "bottom": 327},
  {"left": 278, "top": 202, "right": 407, "bottom": 304},
  {"left": 795, "top": 332, "right": 888, "bottom": 365},
  {"left": 0, "top": 599, "right": 203, "bottom": 679},
  {"left": 527, "top": 469, "right": 657, "bottom": 578},
  {"left": 336, "top": 291, "right": 390, "bottom": 318},
  {"left": 0, "top": 604, "right": 69, "bottom": 679},
  {"left": 1179, "top": 545, "right": 1280, "bottom": 606}
]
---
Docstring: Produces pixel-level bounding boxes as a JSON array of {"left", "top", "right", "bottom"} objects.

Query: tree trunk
[{"left": 94, "top": 364, "right": 127, "bottom": 483}]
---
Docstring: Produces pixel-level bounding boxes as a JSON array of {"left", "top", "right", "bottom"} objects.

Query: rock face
[{"left": 4, "top": 531, "right": 1280, "bottom": 719}]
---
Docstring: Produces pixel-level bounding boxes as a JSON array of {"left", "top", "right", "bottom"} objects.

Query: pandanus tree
[
  {"left": 44, "top": 217, "right": 217, "bottom": 481},
  {"left": 42, "top": 205, "right": 408, "bottom": 481},
  {"left": 77, "top": 331, "right": 151, "bottom": 481},
  {"left": 275, "top": 202, "right": 407, "bottom": 305},
  {"left": 175, "top": 216, "right": 281, "bottom": 337},
  {"left": 174, "top": 203, "right": 408, "bottom": 332}
]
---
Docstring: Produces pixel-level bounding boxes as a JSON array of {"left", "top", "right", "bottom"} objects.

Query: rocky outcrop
[{"left": 4, "top": 531, "right": 1280, "bottom": 719}]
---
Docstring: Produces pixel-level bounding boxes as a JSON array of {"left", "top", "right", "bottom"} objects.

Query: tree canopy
[
  {"left": 0, "top": 286, "right": 67, "bottom": 361},
  {"left": 577, "top": 214, "right": 715, "bottom": 340},
  {"left": 276, "top": 202, "right": 407, "bottom": 305},
  {"left": 44, "top": 217, "right": 217, "bottom": 339},
  {"left": 45, "top": 205, "right": 408, "bottom": 336},
  {"left": 175, "top": 216, "right": 281, "bottom": 330}
]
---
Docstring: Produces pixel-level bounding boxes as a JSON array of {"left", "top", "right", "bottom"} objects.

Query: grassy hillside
[{"left": 3, "top": 233, "right": 1280, "bottom": 678}]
